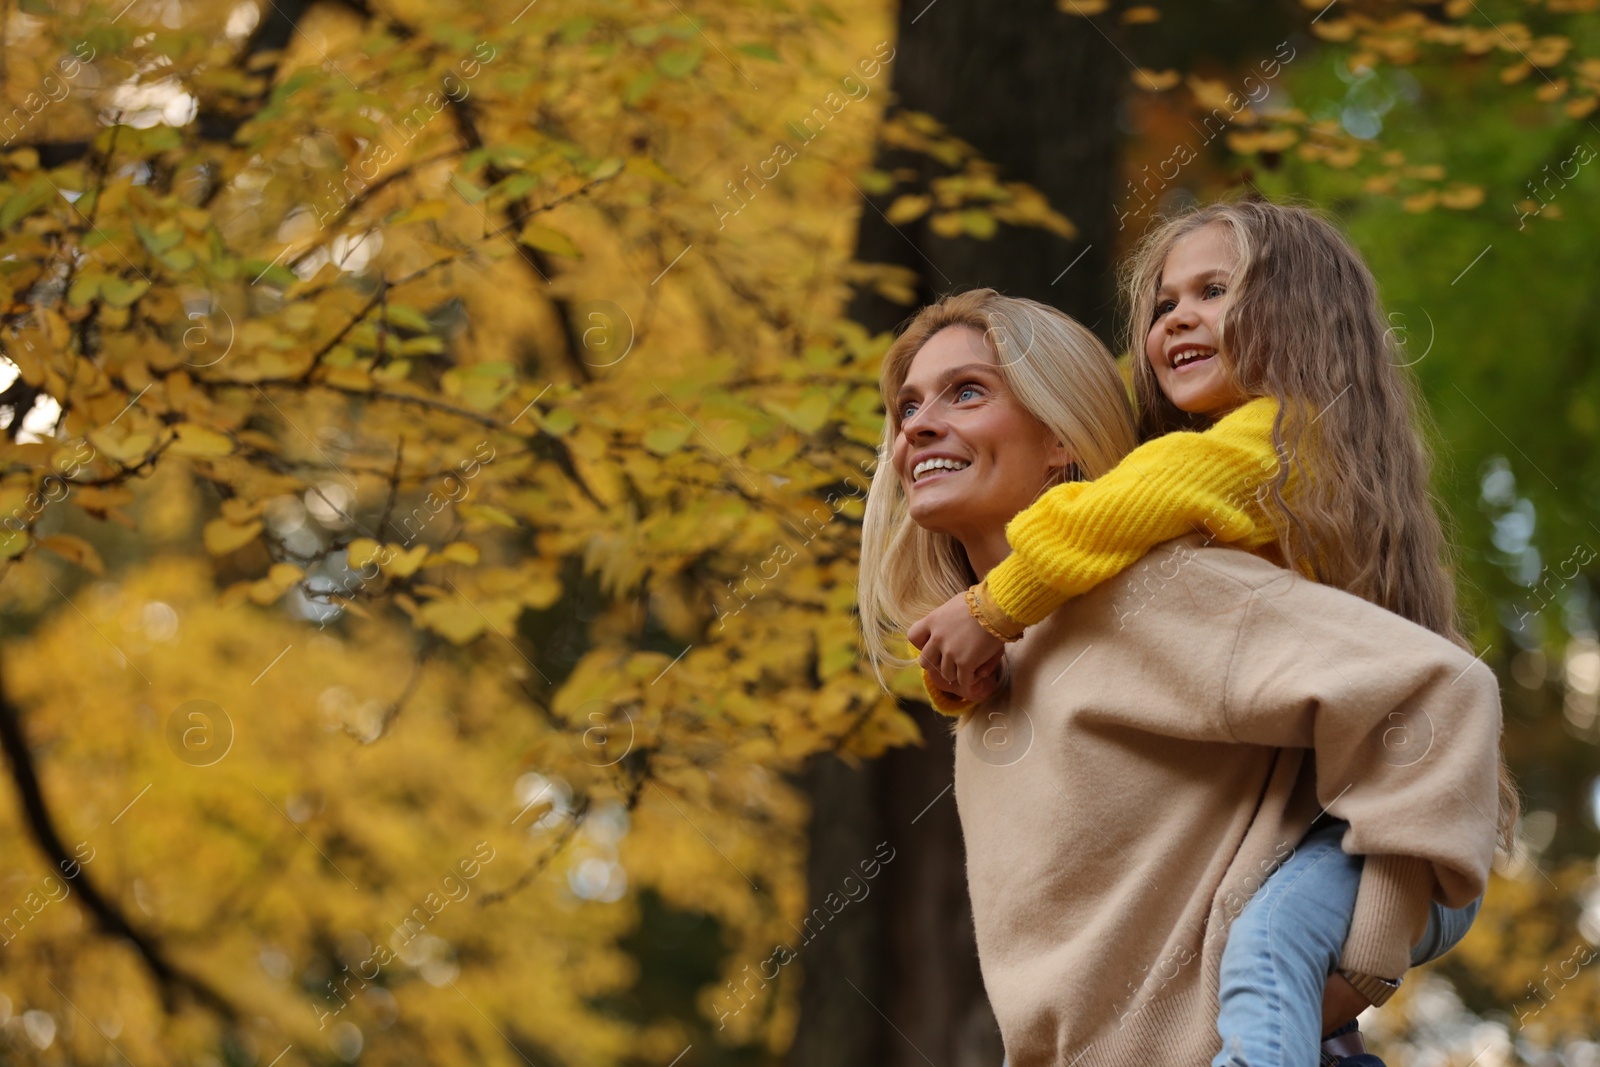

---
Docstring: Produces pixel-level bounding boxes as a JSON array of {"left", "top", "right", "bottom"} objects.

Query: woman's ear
[{"left": 1047, "top": 438, "right": 1076, "bottom": 472}]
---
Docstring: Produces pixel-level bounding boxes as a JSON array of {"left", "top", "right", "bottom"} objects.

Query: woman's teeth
[{"left": 913, "top": 457, "right": 971, "bottom": 481}]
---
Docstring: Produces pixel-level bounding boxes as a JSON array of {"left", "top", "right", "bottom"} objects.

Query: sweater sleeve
[
  {"left": 922, "top": 671, "right": 974, "bottom": 716},
  {"left": 985, "top": 397, "right": 1284, "bottom": 628},
  {"left": 1213, "top": 561, "right": 1503, "bottom": 979}
]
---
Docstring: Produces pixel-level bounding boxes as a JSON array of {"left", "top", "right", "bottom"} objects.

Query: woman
[{"left": 856, "top": 289, "right": 1501, "bottom": 1066}]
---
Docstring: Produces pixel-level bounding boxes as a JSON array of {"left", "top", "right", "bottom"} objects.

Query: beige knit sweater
[{"left": 954, "top": 536, "right": 1502, "bottom": 1067}]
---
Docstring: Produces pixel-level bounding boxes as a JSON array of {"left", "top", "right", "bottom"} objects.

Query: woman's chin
[{"left": 907, "top": 491, "right": 965, "bottom": 532}]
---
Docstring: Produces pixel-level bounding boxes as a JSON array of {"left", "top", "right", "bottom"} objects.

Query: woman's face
[
  {"left": 1145, "top": 222, "right": 1248, "bottom": 419},
  {"left": 891, "top": 325, "right": 1067, "bottom": 543}
]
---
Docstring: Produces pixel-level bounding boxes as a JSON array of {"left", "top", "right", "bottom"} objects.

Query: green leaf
[
  {"left": 488, "top": 173, "right": 538, "bottom": 202},
  {"left": 656, "top": 46, "right": 704, "bottom": 79},
  {"left": 643, "top": 425, "right": 693, "bottom": 456},
  {"left": 540, "top": 408, "right": 577, "bottom": 436},
  {"left": 448, "top": 173, "right": 488, "bottom": 204},
  {"left": 0, "top": 529, "right": 28, "bottom": 559},
  {"left": 135, "top": 221, "right": 184, "bottom": 255},
  {"left": 738, "top": 43, "right": 781, "bottom": 62},
  {"left": 385, "top": 304, "right": 433, "bottom": 333},
  {"left": 560, "top": 17, "right": 598, "bottom": 43},
  {"left": 399, "top": 335, "right": 446, "bottom": 356},
  {"left": 763, "top": 389, "right": 833, "bottom": 434},
  {"left": 961, "top": 209, "right": 998, "bottom": 239},
  {"left": 100, "top": 276, "right": 151, "bottom": 308},
  {"left": 274, "top": 68, "right": 319, "bottom": 102},
  {"left": 0, "top": 180, "right": 53, "bottom": 230},
  {"left": 624, "top": 73, "right": 657, "bottom": 106},
  {"left": 67, "top": 273, "right": 103, "bottom": 307},
  {"left": 855, "top": 169, "right": 895, "bottom": 197}
]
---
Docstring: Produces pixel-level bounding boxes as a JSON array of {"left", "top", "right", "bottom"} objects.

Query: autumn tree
[{"left": 0, "top": 0, "right": 1598, "bottom": 1064}]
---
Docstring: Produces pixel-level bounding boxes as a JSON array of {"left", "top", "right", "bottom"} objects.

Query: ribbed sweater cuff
[
  {"left": 922, "top": 668, "right": 973, "bottom": 717},
  {"left": 983, "top": 550, "right": 1066, "bottom": 628},
  {"left": 1338, "top": 854, "right": 1435, "bottom": 979}
]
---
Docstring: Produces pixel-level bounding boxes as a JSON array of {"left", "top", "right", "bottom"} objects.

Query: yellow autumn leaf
[
  {"left": 202, "top": 517, "right": 262, "bottom": 555},
  {"left": 928, "top": 212, "right": 965, "bottom": 238},
  {"left": 1133, "top": 69, "right": 1181, "bottom": 92},
  {"left": 456, "top": 503, "right": 520, "bottom": 529},
  {"left": 1314, "top": 19, "right": 1356, "bottom": 42},
  {"left": 248, "top": 562, "right": 305, "bottom": 605},
  {"left": 415, "top": 598, "right": 486, "bottom": 644},
  {"left": 960, "top": 209, "right": 997, "bottom": 239},
  {"left": 1058, "top": 0, "right": 1108, "bottom": 13},
  {"left": 1440, "top": 185, "right": 1486, "bottom": 210},
  {"left": 379, "top": 543, "right": 431, "bottom": 579},
  {"left": 1536, "top": 77, "right": 1570, "bottom": 102},
  {"left": 1502, "top": 61, "right": 1532, "bottom": 84},
  {"left": 167, "top": 423, "right": 236, "bottom": 458},
  {"left": 885, "top": 194, "right": 933, "bottom": 224},
  {"left": 416, "top": 595, "right": 519, "bottom": 644},
  {"left": 519, "top": 223, "right": 582, "bottom": 258},
  {"left": 0, "top": 529, "right": 27, "bottom": 559},
  {"left": 86, "top": 429, "right": 156, "bottom": 465},
  {"left": 322, "top": 364, "right": 372, "bottom": 392},
  {"left": 37, "top": 533, "right": 105, "bottom": 575},
  {"left": 426, "top": 542, "right": 481, "bottom": 567},
  {"left": 1402, "top": 190, "right": 1439, "bottom": 213},
  {"left": 347, "top": 537, "right": 383, "bottom": 569}
]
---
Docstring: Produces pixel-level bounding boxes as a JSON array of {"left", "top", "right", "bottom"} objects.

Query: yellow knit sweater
[{"left": 923, "top": 396, "right": 1293, "bottom": 715}]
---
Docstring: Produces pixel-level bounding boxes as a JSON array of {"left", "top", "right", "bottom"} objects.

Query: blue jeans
[{"left": 1210, "top": 820, "right": 1482, "bottom": 1067}]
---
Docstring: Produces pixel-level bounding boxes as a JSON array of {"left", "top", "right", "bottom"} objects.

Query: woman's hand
[
  {"left": 909, "top": 591, "right": 1006, "bottom": 702},
  {"left": 1320, "top": 973, "right": 1371, "bottom": 1034}
]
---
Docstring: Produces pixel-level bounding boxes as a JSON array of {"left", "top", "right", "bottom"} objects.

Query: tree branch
[{"left": 0, "top": 656, "right": 241, "bottom": 1022}]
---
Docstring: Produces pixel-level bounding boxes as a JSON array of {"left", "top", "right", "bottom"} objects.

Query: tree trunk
[{"left": 790, "top": 2, "right": 1123, "bottom": 1065}]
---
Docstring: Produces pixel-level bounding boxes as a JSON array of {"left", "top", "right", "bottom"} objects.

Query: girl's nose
[{"left": 1166, "top": 301, "right": 1198, "bottom": 331}]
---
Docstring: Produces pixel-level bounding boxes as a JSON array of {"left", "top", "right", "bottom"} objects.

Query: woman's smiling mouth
[{"left": 912, "top": 456, "right": 972, "bottom": 483}]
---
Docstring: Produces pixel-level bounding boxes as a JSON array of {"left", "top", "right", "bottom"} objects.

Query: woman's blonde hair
[
  {"left": 857, "top": 288, "right": 1138, "bottom": 688},
  {"left": 1124, "top": 197, "right": 1519, "bottom": 850}
]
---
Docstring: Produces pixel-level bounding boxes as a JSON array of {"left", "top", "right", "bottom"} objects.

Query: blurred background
[{"left": 0, "top": 0, "right": 1596, "bottom": 1063}]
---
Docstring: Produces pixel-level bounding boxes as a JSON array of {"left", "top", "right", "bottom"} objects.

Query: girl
[{"left": 906, "top": 200, "right": 1517, "bottom": 1065}]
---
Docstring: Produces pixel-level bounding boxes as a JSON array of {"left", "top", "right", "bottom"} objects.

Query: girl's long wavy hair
[
  {"left": 1125, "top": 198, "right": 1519, "bottom": 850},
  {"left": 857, "top": 288, "right": 1138, "bottom": 688}
]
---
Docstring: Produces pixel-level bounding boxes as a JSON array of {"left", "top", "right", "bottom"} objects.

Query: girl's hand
[
  {"left": 908, "top": 591, "right": 1006, "bottom": 703},
  {"left": 1320, "top": 973, "right": 1371, "bottom": 1034}
]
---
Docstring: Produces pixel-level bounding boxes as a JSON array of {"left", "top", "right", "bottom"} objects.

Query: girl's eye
[
  {"left": 1204, "top": 283, "right": 1226, "bottom": 299},
  {"left": 1151, "top": 299, "right": 1175, "bottom": 321}
]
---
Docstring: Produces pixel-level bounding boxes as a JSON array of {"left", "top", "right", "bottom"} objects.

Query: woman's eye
[
  {"left": 956, "top": 385, "right": 980, "bottom": 402},
  {"left": 900, "top": 401, "right": 917, "bottom": 420}
]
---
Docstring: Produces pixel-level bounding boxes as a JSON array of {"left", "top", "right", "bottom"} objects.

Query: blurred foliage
[{"left": 0, "top": 0, "right": 1597, "bottom": 1064}]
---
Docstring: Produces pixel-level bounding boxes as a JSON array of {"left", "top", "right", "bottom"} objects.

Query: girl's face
[
  {"left": 1146, "top": 223, "right": 1248, "bottom": 419},
  {"left": 892, "top": 325, "right": 1067, "bottom": 541}
]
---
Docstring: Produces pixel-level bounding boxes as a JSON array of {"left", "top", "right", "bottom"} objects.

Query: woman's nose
[{"left": 901, "top": 404, "right": 944, "bottom": 438}]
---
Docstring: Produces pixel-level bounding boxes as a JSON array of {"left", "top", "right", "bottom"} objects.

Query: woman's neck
[{"left": 961, "top": 528, "right": 1014, "bottom": 581}]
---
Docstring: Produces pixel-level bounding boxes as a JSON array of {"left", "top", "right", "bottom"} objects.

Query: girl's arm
[
  {"left": 918, "top": 396, "right": 1284, "bottom": 715},
  {"left": 985, "top": 395, "right": 1284, "bottom": 628}
]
